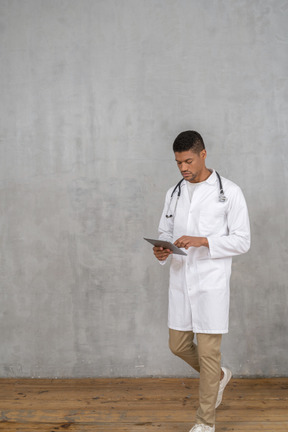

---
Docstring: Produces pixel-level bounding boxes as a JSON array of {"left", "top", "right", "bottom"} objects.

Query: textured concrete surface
[{"left": 0, "top": 0, "right": 287, "bottom": 377}]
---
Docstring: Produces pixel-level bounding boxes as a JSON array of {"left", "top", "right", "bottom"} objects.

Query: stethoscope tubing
[{"left": 166, "top": 171, "right": 226, "bottom": 218}]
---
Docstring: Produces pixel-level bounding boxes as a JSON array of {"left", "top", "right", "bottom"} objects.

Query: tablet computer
[{"left": 144, "top": 238, "right": 187, "bottom": 256}]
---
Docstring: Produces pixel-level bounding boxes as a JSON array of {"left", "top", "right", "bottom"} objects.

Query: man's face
[{"left": 174, "top": 149, "right": 207, "bottom": 183}]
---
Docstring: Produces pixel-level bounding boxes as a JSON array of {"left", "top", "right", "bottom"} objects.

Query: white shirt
[
  {"left": 158, "top": 170, "right": 250, "bottom": 334},
  {"left": 186, "top": 180, "right": 198, "bottom": 201}
]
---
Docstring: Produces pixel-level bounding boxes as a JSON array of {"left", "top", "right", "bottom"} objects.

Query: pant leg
[
  {"left": 195, "top": 333, "right": 222, "bottom": 427},
  {"left": 169, "top": 328, "right": 200, "bottom": 372}
]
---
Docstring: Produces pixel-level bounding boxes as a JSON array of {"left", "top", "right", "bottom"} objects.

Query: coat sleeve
[
  {"left": 207, "top": 186, "right": 251, "bottom": 259},
  {"left": 157, "top": 190, "right": 174, "bottom": 265}
]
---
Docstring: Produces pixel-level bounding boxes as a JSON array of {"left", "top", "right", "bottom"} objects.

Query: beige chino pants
[{"left": 169, "top": 328, "right": 222, "bottom": 427}]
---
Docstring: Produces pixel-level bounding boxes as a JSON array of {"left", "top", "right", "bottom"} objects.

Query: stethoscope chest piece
[{"left": 219, "top": 193, "right": 226, "bottom": 202}]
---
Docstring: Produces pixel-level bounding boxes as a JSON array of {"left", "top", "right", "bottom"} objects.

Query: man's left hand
[{"left": 174, "top": 236, "right": 209, "bottom": 249}]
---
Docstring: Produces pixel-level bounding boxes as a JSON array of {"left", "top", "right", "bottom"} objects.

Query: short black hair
[{"left": 173, "top": 130, "right": 205, "bottom": 154}]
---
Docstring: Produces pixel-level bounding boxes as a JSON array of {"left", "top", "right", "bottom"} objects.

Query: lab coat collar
[{"left": 206, "top": 169, "right": 218, "bottom": 185}]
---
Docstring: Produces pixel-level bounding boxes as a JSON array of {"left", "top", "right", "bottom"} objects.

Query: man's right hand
[{"left": 153, "top": 246, "right": 173, "bottom": 261}]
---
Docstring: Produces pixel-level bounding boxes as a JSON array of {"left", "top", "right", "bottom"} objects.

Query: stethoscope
[{"left": 166, "top": 171, "right": 226, "bottom": 218}]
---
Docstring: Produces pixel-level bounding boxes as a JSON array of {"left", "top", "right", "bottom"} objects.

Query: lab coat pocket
[
  {"left": 199, "top": 210, "right": 225, "bottom": 237},
  {"left": 196, "top": 258, "right": 226, "bottom": 291}
]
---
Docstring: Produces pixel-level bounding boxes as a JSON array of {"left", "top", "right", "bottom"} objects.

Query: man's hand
[
  {"left": 153, "top": 246, "right": 173, "bottom": 261},
  {"left": 174, "top": 236, "right": 209, "bottom": 249}
]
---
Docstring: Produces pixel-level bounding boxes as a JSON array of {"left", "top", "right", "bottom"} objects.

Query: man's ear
[{"left": 200, "top": 149, "right": 207, "bottom": 160}]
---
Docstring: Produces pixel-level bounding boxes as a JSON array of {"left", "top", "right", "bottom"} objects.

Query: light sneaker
[
  {"left": 215, "top": 367, "right": 232, "bottom": 408},
  {"left": 189, "top": 424, "right": 215, "bottom": 432}
]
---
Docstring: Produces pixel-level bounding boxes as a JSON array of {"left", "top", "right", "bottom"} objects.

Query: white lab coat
[{"left": 158, "top": 170, "right": 250, "bottom": 334}]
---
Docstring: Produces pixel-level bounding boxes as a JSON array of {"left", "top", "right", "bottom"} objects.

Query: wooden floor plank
[
  {"left": 1, "top": 423, "right": 288, "bottom": 432},
  {"left": 0, "top": 379, "right": 287, "bottom": 400},
  {"left": 0, "top": 398, "right": 288, "bottom": 410},
  {"left": 1, "top": 408, "right": 288, "bottom": 423}
]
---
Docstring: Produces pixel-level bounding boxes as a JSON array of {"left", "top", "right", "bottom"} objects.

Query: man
[{"left": 153, "top": 131, "right": 250, "bottom": 432}]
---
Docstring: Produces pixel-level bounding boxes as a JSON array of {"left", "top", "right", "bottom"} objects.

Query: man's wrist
[{"left": 202, "top": 237, "right": 209, "bottom": 248}]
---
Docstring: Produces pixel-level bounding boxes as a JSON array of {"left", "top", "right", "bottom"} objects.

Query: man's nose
[{"left": 180, "top": 163, "right": 188, "bottom": 171}]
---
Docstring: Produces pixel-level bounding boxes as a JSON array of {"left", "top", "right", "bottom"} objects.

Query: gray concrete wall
[{"left": 0, "top": 0, "right": 287, "bottom": 378}]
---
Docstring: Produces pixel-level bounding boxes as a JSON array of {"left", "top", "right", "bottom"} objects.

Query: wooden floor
[{"left": 0, "top": 378, "right": 288, "bottom": 431}]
